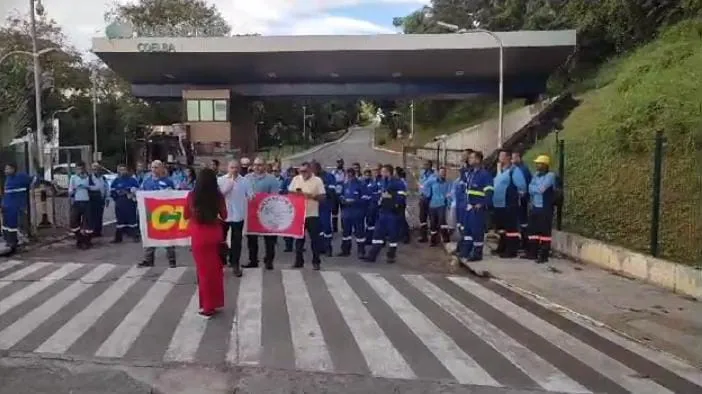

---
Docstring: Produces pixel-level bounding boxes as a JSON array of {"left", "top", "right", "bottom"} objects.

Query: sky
[{"left": 0, "top": 0, "right": 429, "bottom": 53}]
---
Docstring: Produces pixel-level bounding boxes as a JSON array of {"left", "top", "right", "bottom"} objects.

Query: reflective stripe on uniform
[
  {"left": 467, "top": 190, "right": 484, "bottom": 197},
  {"left": 4, "top": 188, "right": 27, "bottom": 193}
]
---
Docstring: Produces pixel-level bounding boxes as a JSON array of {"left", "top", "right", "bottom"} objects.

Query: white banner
[{"left": 137, "top": 190, "right": 192, "bottom": 247}]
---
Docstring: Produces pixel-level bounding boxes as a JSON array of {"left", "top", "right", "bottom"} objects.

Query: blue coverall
[
  {"left": 331, "top": 167, "right": 346, "bottom": 233},
  {"left": 339, "top": 177, "right": 368, "bottom": 256},
  {"left": 492, "top": 165, "right": 527, "bottom": 257},
  {"left": 319, "top": 171, "right": 337, "bottom": 255},
  {"left": 527, "top": 171, "right": 557, "bottom": 262},
  {"left": 513, "top": 162, "right": 533, "bottom": 248},
  {"left": 89, "top": 174, "right": 108, "bottom": 236},
  {"left": 364, "top": 176, "right": 406, "bottom": 263},
  {"left": 459, "top": 167, "right": 494, "bottom": 261},
  {"left": 2, "top": 173, "right": 32, "bottom": 249},
  {"left": 364, "top": 176, "right": 381, "bottom": 246},
  {"left": 110, "top": 175, "right": 140, "bottom": 242}
]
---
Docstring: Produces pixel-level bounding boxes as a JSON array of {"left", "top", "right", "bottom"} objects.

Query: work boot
[
  {"left": 441, "top": 229, "right": 450, "bottom": 243},
  {"left": 338, "top": 240, "right": 351, "bottom": 256},
  {"left": 264, "top": 259, "right": 274, "bottom": 270},
  {"left": 536, "top": 242, "right": 551, "bottom": 264},
  {"left": 168, "top": 259, "right": 176, "bottom": 268},
  {"left": 357, "top": 243, "right": 366, "bottom": 259},
  {"left": 522, "top": 239, "right": 538, "bottom": 260},
  {"left": 500, "top": 237, "right": 519, "bottom": 258},
  {"left": 418, "top": 226, "right": 428, "bottom": 243},
  {"left": 138, "top": 260, "right": 154, "bottom": 268},
  {"left": 492, "top": 236, "right": 506, "bottom": 256},
  {"left": 293, "top": 253, "right": 304, "bottom": 268},
  {"left": 386, "top": 246, "right": 397, "bottom": 264},
  {"left": 242, "top": 261, "right": 259, "bottom": 269},
  {"left": 111, "top": 229, "right": 123, "bottom": 244},
  {"left": 361, "top": 244, "right": 381, "bottom": 263},
  {"left": 429, "top": 232, "right": 439, "bottom": 247},
  {"left": 468, "top": 246, "right": 483, "bottom": 262}
]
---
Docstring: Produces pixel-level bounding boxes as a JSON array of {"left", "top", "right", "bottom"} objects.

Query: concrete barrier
[
  {"left": 552, "top": 230, "right": 702, "bottom": 299},
  {"left": 423, "top": 97, "right": 558, "bottom": 157}
]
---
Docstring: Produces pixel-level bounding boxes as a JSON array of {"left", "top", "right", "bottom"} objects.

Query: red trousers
[{"left": 192, "top": 243, "right": 224, "bottom": 312}]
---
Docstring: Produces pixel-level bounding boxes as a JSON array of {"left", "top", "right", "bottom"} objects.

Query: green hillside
[{"left": 525, "top": 20, "right": 702, "bottom": 265}]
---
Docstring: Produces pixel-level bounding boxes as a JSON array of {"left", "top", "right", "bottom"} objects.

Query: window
[{"left": 185, "top": 99, "right": 228, "bottom": 122}]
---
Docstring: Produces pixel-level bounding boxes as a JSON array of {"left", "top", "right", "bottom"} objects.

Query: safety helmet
[
  {"left": 241, "top": 157, "right": 251, "bottom": 166},
  {"left": 534, "top": 155, "right": 551, "bottom": 166}
]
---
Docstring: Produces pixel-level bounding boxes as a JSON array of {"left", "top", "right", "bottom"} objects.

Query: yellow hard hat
[{"left": 534, "top": 155, "right": 551, "bottom": 166}]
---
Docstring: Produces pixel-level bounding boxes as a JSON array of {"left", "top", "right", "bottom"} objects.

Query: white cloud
[{"left": 0, "top": 0, "right": 427, "bottom": 54}]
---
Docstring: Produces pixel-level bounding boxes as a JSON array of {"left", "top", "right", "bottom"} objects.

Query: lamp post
[
  {"left": 91, "top": 67, "right": 99, "bottom": 161},
  {"left": 434, "top": 21, "right": 504, "bottom": 150}
]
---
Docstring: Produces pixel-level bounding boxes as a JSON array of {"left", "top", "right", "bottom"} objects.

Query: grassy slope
[{"left": 525, "top": 20, "right": 702, "bottom": 265}]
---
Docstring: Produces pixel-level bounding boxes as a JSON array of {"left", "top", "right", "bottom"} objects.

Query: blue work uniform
[
  {"left": 69, "top": 173, "right": 101, "bottom": 248},
  {"left": 319, "top": 171, "right": 337, "bottom": 255},
  {"left": 110, "top": 175, "right": 140, "bottom": 241},
  {"left": 331, "top": 167, "right": 346, "bottom": 233},
  {"left": 527, "top": 171, "right": 557, "bottom": 262},
  {"left": 459, "top": 167, "right": 494, "bottom": 261},
  {"left": 513, "top": 162, "right": 533, "bottom": 246},
  {"left": 2, "top": 173, "right": 32, "bottom": 249},
  {"left": 364, "top": 176, "right": 381, "bottom": 246},
  {"left": 425, "top": 175, "right": 451, "bottom": 245},
  {"left": 170, "top": 168, "right": 186, "bottom": 190},
  {"left": 140, "top": 175, "right": 176, "bottom": 266},
  {"left": 417, "top": 168, "right": 435, "bottom": 241},
  {"left": 89, "top": 174, "right": 109, "bottom": 236},
  {"left": 339, "top": 177, "right": 368, "bottom": 256},
  {"left": 492, "top": 165, "right": 527, "bottom": 257},
  {"left": 363, "top": 176, "right": 406, "bottom": 263}
]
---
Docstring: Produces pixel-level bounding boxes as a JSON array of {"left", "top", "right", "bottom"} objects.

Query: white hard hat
[{"left": 241, "top": 157, "right": 251, "bottom": 165}]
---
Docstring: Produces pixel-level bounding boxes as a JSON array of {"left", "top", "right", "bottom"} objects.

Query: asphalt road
[{"left": 1, "top": 128, "right": 700, "bottom": 393}]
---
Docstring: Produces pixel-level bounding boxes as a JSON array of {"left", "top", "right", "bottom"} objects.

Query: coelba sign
[{"left": 137, "top": 43, "right": 176, "bottom": 53}]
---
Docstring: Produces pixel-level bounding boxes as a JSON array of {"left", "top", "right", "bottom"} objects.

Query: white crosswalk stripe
[{"left": 0, "top": 260, "right": 698, "bottom": 393}]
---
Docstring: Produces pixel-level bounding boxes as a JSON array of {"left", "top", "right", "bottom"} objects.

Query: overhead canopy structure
[{"left": 93, "top": 31, "right": 576, "bottom": 98}]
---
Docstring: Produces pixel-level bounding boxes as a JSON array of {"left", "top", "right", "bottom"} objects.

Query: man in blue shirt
[
  {"left": 459, "top": 151, "right": 494, "bottom": 262},
  {"left": 492, "top": 149, "right": 527, "bottom": 258},
  {"left": 362, "top": 165, "right": 407, "bottom": 264},
  {"left": 331, "top": 158, "right": 346, "bottom": 233},
  {"left": 139, "top": 160, "right": 177, "bottom": 268},
  {"left": 68, "top": 162, "right": 100, "bottom": 249},
  {"left": 425, "top": 166, "right": 451, "bottom": 246},
  {"left": 110, "top": 164, "right": 140, "bottom": 243},
  {"left": 2, "top": 163, "right": 32, "bottom": 255},
  {"left": 527, "top": 155, "right": 558, "bottom": 263},
  {"left": 89, "top": 162, "right": 109, "bottom": 237},
  {"left": 244, "top": 157, "right": 281, "bottom": 270},
  {"left": 313, "top": 161, "right": 337, "bottom": 256}
]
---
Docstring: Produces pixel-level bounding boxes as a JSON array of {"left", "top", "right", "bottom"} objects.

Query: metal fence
[
  {"left": 402, "top": 145, "right": 466, "bottom": 193},
  {"left": 553, "top": 132, "right": 702, "bottom": 266}
]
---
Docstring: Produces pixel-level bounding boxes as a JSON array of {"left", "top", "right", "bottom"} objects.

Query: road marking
[
  {"left": 95, "top": 266, "right": 186, "bottom": 358},
  {"left": 0, "top": 264, "right": 115, "bottom": 350},
  {"left": 282, "top": 270, "right": 333, "bottom": 372},
  {"left": 448, "top": 277, "right": 674, "bottom": 394},
  {"left": 164, "top": 290, "right": 208, "bottom": 362},
  {"left": 0, "top": 260, "right": 26, "bottom": 275},
  {"left": 0, "top": 262, "right": 52, "bottom": 290},
  {"left": 321, "top": 271, "right": 415, "bottom": 379},
  {"left": 36, "top": 266, "right": 146, "bottom": 354},
  {"left": 228, "top": 268, "right": 262, "bottom": 365},
  {"left": 361, "top": 273, "right": 499, "bottom": 386},
  {"left": 0, "top": 263, "right": 82, "bottom": 317},
  {"left": 404, "top": 275, "right": 589, "bottom": 393}
]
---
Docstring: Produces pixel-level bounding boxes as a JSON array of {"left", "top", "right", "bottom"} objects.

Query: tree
[{"left": 105, "top": 0, "right": 231, "bottom": 37}]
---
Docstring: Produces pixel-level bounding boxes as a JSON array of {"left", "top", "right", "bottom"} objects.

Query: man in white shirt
[
  {"left": 218, "top": 160, "right": 254, "bottom": 277},
  {"left": 288, "top": 161, "right": 326, "bottom": 270}
]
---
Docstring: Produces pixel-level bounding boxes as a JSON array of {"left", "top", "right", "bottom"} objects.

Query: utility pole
[
  {"left": 410, "top": 100, "right": 414, "bottom": 141},
  {"left": 91, "top": 67, "right": 99, "bottom": 161},
  {"left": 30, "top": 0, "right": 45, "bottom": 173},
  {"left": 302, "top": 105, "right": 307, "bottom": 142}
]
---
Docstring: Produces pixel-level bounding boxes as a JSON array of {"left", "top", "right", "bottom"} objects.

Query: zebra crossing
[{"left": 0, "top": 259, "right": 699, "bottom": 393}]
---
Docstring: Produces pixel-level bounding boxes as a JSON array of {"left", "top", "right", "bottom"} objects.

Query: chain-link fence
[{"left": 554, "top": 133, "right": 702, "bottom": 266}]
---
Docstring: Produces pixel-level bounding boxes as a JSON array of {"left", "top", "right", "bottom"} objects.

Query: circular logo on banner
[{"left": 257, "top": 195, "right": 295, "bottom": 231}]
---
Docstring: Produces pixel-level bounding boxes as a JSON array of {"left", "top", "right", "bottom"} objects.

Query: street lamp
[
  {"left": 433, "top": 20, "right": 505, "bottom": 151},
  {"left": 50, "top": 106, "right": 75, "bottom": 123},
  {"left": 0, "top": 47, "right": 57, "bottom": 65},
  {"left": 91, "top": 67, "right": 99, "bottom": 160}
]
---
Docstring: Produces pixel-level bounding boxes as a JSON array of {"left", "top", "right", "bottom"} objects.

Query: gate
[{"left": 46, "top": 145, "right": 93, "bottom": 229}]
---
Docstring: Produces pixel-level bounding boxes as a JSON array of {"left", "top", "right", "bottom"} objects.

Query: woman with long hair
[{"left": 184, "top": 168, "right": 227, "bottom": 318}]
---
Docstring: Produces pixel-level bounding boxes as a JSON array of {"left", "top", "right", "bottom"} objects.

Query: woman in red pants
[{"left": 184, "top": 168, "right": 227, "bottom": 318}]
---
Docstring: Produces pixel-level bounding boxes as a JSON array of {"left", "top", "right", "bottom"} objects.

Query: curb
[{"left": 281, "top": 127, "right": 356, "bottom": 164}]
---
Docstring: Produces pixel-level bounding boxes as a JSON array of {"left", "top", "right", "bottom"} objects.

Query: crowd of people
[{"left": 416, "top": 148, "right": 561, "bottom": 264}]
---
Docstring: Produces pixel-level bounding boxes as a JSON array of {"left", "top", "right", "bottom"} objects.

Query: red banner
[
  {"left": 144, "top": 196, "right": 190, "bottom": 241},
  {"left": 245, "top": 193, "right": 306, "bottom": 238}
]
